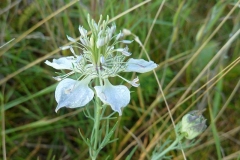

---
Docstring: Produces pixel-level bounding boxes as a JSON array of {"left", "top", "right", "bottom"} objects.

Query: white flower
[
  {"left": 180, "top": 110, "right": 207, "bottom": 139},
  {"left": 46, "top": 15, "right": 158, "bottom": 115}
]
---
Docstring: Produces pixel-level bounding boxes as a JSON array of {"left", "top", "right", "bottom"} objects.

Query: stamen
[
  {"left": 121, "top": 40, "right": 133, "bottom": 44},
  {"left": 79, "top": 26, "right": 88, "bottom": 37},
  {"left": 67, "top": 35, "right": 77, "bottom": 42},
  {"left": 116, "top": 32, "right": 123, "bottom": 40},
  {"left": 117, "top": 75, "right": 139, "bottom": 87},
  {"left": 60, "top": 45, "right": 72, "bottom": 50},
  {"left": 53, "top": 71, "right": 75, "bottom": 81},
  {"left": 100, "top": 56, "right": 105, "bottom": 64}
]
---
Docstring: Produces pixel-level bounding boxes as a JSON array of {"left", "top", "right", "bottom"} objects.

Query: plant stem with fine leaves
[{"left": 91, "top": 79, "right": 102, "bottom": 160}]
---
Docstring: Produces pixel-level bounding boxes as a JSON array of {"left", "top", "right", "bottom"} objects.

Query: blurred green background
[{"left": 1, "top": 0, "right": 240, "bottom": 159}]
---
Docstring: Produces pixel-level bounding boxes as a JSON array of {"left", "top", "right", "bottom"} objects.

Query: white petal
[
  {"left": 45, "top": 56, "right": 76, "bottom": 70},
  {"left": 94, "top": 79, "right": 130, "bottom": 116},
  {"left": 55, "top": 78, "right": 93, "bottom": 112},
  {"left": 125, "top": 58, "right": 157, "bottom": 73}
]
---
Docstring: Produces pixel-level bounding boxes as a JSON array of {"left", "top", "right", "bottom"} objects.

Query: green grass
[{"left": 1, "top": 0, "right": 240, "bottom": 159}]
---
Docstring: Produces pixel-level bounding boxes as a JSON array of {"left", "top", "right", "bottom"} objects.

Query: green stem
[
  {"left": 92, "top": 79, "right": 102, "bottom": 160},
  {"left": 153, "top": 135, "right": 183, "bottom": 160}
]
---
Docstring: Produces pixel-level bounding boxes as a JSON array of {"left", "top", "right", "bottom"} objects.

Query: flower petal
[
  {"left": 55, "top": 78, "right": 94, "bottom": 112},
  {"left": 125, "top": 58, "right": 157, "bottom": 73},
  {"left": 45, "top": 56, "right": 80, "bottom": 70},
  {"left": 94, "top": 79, "right": 130, "bottom": 116}
]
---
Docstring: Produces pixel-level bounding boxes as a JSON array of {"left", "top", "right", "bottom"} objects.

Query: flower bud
[
  {"left": 181, "top": 110, "right": 207, "bottom": 139},
  {"left": 123, "top": 29, "right": 131, "bottom": 36}
]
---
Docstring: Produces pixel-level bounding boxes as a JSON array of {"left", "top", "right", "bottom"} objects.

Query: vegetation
[{"left": 1, "top": 0, "right": 240, "bottom": 159}]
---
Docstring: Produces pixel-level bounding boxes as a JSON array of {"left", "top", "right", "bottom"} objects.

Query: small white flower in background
[
  {"left": 180, "top": 110, "right": 207, "bottom": 139},
  {"left": 45, "top": 15, "right": 157, "bottom": 115}
]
